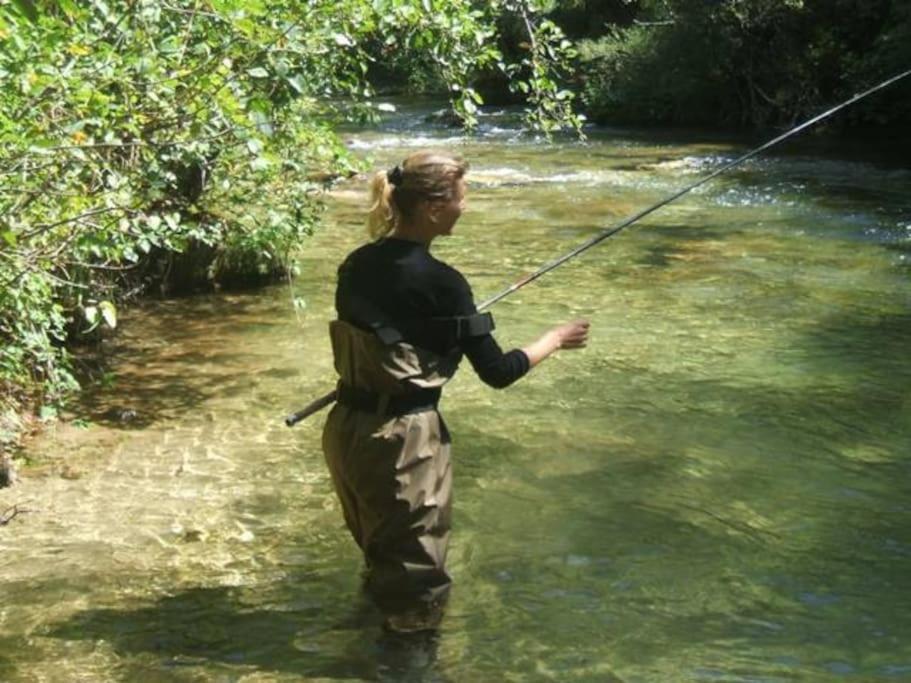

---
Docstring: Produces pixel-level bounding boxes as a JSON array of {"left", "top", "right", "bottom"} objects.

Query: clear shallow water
[{"left": 2, "top": 104, "right": 910, "bottom": 682}]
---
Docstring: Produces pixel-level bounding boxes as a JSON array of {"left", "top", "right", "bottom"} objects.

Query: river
[{"left": 2, "top": 103, "right": 910, "bottom": 682}]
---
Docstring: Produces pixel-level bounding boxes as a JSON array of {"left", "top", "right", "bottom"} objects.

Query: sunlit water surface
[{"left": 2, "top": 104, "right": 910, "bottom": 682}]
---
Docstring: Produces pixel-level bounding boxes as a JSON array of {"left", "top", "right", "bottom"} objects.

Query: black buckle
[{"left": 373, "top": 324, "right": 403, "bottom": 345}]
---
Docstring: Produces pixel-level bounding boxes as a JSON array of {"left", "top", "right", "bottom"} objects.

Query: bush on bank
[
  {"left": 571, "top": 0, "right": 911, "bottom": 128},
  {"left": 0, "top": 0, "right": 582, "bottom": 441}
]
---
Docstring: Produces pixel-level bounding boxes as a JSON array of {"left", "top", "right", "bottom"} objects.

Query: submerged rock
[{"left": 101, "top": 407, "right": 138, "bottom": 424}]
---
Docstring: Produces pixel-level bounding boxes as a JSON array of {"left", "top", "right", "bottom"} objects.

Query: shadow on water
[
  {"left": 642, "top": 224, "right": 730, "bottom": 242},
  {"left": 46, "top": 583, "right": 451, "bottom": 682},
  {"left": 74, "top": 371, "right": 216, "bottom": 430},
  {"left": 71, "top": 291, "right": 294, "bottom": 430},
  {"left": 634, "top": 223, "right": 735, "bottom": 267},
  {"left": 813, "top": 307, "right": 911, "bottom": 348}
]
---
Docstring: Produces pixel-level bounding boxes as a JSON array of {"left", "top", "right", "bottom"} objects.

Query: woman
[{"left": 322, "top": 150, "right": 589, "bottom": 632}]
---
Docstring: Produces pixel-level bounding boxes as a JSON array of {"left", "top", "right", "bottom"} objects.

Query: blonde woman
[{"left": 322, "top": 150, "right": 589, "bottom": 632}]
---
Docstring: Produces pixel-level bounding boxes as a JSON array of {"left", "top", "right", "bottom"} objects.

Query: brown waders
[{"left": 322, "top": 321, "right": 459, "bottom": 630}]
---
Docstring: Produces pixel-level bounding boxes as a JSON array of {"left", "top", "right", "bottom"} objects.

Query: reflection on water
[{"left": 2, "top": 103, "right": 910, "bottom": 681}]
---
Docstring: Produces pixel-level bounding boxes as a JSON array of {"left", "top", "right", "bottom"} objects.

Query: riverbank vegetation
[
  {"left": 372, "top": 0, "right": 910, "bottom": 129},
  {"left": 565, "top": 0, "right": 911, "bottom": 128}
]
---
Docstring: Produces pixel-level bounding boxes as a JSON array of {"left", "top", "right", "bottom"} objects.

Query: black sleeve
[
  {"left": 462, "top": 335, "right": 531, "bottom": 389},
  {"left": 440, "top": 265, "right": 530, "bottom": 389}
]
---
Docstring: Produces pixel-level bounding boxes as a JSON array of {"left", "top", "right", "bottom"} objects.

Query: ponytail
[{"left": 367, "top": 171, "right": 396, "bottom": 239}]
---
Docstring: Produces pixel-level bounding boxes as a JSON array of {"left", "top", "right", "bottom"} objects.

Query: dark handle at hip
[{"left": 284, "top": 389, "right": 338, "bottom": 427}]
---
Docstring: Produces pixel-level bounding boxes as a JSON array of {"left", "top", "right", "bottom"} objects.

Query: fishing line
[{"left": 285, "top": 68, "right": 911, "bottom": 426}]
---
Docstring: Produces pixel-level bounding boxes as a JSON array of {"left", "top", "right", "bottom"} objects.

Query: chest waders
[{"left": 321, "top": 320, "right": 462, "bottom": 625}]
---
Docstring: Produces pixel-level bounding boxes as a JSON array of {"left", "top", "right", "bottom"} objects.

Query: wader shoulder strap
[{"left": 346, "top": 294, "right": 405, "bottom": 345}]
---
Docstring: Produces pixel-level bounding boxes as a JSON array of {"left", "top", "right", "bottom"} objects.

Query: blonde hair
[{"left": 367, "top": 150, "right": 469, "bottom": 239}]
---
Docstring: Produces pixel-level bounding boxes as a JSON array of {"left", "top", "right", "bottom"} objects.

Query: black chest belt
[
  {"left": 337, "top": 383, "right": 441, "bottom": 416},
  {"left": 371, "top": 313, "right": 494, "bottom": 346},
  {"left": 347, "top": 294, "right": 494, "bottom": 346}
]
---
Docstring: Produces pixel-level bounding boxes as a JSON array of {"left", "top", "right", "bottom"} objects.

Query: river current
[{"left": 2, "top": 104, "right": 910, "bottom": 682}]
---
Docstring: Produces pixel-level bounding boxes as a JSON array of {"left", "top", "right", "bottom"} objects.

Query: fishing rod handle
[{"left": 284, "top": 389, "right": 338, "bottom": 427}]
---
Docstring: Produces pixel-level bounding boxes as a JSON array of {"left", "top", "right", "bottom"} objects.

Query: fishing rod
[{"left": 285, "top": 68, "right": 911, "bottom": 427}]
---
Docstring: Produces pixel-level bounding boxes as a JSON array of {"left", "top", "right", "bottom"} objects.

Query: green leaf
[
  {"left": 83, "top": 304, "right": 101, "bottom": 332},
  {"left": 287, "top": 75, "right": 305, "bottom": 94},
  {"left": 247, "top": 67, "right": 270, "bottom": 78},
  {"left": 247, "top": 138, "right": 264, "bottom": 155},
  {"left": 83, "top": 305, "right": 99, "bottom": 327},
  {"left": 92, "top": 0, "right": 111, "bottom": 20},
  {"left": 250, "top": 156, "right": 271, "bottom": 171},
  {"left": 99, "top": 301, "right": 117, "bottom": 329}
]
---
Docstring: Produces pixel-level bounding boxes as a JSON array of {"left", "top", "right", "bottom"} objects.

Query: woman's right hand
[
  {"left": 551, "top": 319, "right": 590, "bottom": 350},
  {"left": 522, "top": 318, "right": 591, "bottom": 367}
]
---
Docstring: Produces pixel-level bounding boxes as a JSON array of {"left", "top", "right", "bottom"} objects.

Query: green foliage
[
  {"left": 0, "top": 0, "right": 355, "bottom": 414},
  {"left": 0, "top": 0, "right": 585, "bottom": 421},
  {"left": 501, "top": 0, "right": 586, "bottom": 135},
  {"left": 544, "top": 0, "right": 638, "bottom": 39},
  {"left": 360, "top": 0, "right": 504, "bottom": 129},
  {"left": 574, "top": 0, "right": 911, "bottom": 127},
  {"left": 360, "top": 0, "right": 585, "bottom": 134}
]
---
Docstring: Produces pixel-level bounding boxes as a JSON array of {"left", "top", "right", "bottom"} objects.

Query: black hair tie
[{"left": 387, "top": 164, "right": 404, "bottom": 186}]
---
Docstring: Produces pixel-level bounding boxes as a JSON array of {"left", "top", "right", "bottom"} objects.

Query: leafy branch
[{"left": 503, "top": 0, "right": 586, "bottom": 136}]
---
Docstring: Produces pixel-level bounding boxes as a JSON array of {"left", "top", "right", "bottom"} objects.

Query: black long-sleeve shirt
[{"left": 336, "top": 238, "right": 530, "bottom": 388}]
